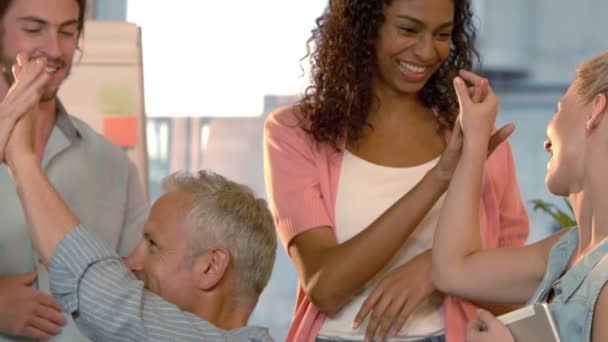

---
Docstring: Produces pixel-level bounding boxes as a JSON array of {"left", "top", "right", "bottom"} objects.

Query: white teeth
[
  {"left": 399, "top": 62, "right": 426, "bottom": 73},
  {"left": 45, "top": 66, "right": 58, "bottom": 73}
]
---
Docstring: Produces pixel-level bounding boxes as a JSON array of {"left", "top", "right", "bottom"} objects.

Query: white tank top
[{"left": 318, "top": 150, "right": 445, "bottom": 341}]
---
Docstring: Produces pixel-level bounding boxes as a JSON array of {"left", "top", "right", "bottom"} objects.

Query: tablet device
[{"left": 498, "top": 303, "right": 561, "bottom": 342}]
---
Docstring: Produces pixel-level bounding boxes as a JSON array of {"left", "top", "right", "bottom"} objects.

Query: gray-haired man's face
[{"left": 124, "top": 190, "right": 204, "bottom": 313}]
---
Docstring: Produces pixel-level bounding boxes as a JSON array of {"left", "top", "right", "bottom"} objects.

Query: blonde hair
[
  {"left": 575, "top": 51, "right": 608, "bottom": 103},
  {"left": 162, "top": 171, "right": 277, "bottom": 299}
]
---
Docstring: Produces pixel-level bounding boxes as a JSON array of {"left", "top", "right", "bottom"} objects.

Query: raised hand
[
  {"left": 0, "top": 53, "right": 50, "bottom": 163},
  {"left": 453, "top": 70, "right": 501, "bottom": 144},
  {"left": 434, "top": 77, "right": 515, "bottom": 184},
  {"left": 0, "top": 272, "right": 66, "bottom": 339}
]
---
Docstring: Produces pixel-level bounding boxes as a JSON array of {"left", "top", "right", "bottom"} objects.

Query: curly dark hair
[{"left": 299, "top": 0, "right": 479, "bottom": 149}]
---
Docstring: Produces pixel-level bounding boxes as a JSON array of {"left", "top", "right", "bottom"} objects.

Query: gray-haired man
[{"left": 0, "top": 56, "right": 276, "bottom": 341}]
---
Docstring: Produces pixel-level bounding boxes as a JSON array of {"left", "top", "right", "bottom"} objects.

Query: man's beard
[
  {"left": 0, "top": 30, "right": 11, "bottom": 87},
  {"left": 40, "top": 83, "right": 59, "bottom": 102},
  {"left": 1, "top": 55, "right": 15, "bottom": 87}
]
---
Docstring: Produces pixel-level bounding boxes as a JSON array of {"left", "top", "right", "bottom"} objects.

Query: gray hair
[{"left": 162, "top": 171, "right": 277, "bottom": 299}]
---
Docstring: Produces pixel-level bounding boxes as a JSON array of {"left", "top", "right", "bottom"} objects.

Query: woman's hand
[
  {"left": 454, "top": 70, "right": 501, "bottom": 145},
  {"left": 433, "top": 74, "right": 515, "bottom": 184},
  {"left": 0, "top": 53, "right": 49, "bottom": 163},
  {"left": 353, "top": 251, "right": 437, "bottom": 342},
  {"left": 466, "top": 309, "right": 515, "bottom": 342}
]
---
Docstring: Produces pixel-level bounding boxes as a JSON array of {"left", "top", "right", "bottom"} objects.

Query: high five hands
[
  {"left": 0, "top": 52, "right": 49, "bottom": 163},
  {"left": 453, "top": 69, "right": 515, "bottom": 153},
  {"left": 0, "top": 53, "right": 63, "bottom": 340},
  {"left": 435, "top": 70, "right": 515, "bottom": 184}
]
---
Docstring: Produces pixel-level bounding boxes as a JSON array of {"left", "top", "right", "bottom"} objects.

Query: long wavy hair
[{"left": 299, "top": 0, "right": 479, "bottom": 149}]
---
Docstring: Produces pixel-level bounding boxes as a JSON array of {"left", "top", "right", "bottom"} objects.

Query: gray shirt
[
  {"left": 49, "top": 225, "right": 274, "bottom": 342},
  {"left": 0, "top": 103, "right": 149, "bottom": 341}
]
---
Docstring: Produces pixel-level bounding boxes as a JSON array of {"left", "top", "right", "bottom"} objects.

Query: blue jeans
[{"left": 316, "top": 335, "right": 445, "bottom": 342}]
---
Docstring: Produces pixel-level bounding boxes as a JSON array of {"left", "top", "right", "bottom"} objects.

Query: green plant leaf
[{"left": 530, "top": 199, "right": 576, "bottom": 228}]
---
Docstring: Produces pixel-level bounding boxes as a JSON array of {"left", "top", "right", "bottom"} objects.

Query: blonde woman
[{"left": 432, "top": 51, "right": 608, "bottom": 342}]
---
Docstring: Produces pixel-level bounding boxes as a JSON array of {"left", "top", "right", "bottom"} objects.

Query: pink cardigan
[{"left": 263, "top": 106, "right": 529, "bottom": 342}]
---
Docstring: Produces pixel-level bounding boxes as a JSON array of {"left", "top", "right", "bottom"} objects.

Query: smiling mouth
[
  {"left": 45, "top": 66, "right": 61, "bottom": 74},
  {"left": 399, "top": 61, "right": 428, "bottom": 74},
  {"left": 27, "top": 53, "right": 63, "bottom": 75}
]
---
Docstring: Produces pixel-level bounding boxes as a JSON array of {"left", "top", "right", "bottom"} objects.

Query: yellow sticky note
[{"left": 99, "top": 83, "right": 134, "bottom": 115}]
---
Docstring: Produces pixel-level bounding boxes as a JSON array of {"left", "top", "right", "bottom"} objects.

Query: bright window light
[{"left": 127, "top": 1, "right": 327, "bottom": 117}]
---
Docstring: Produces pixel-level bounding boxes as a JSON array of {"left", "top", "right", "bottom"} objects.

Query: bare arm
[
  {"left": 470, "top": 139, "right": 530, "bottom": 315},
  {"left": 4, "top": 99, "right": 77, "bottom": 266},
  {"left": 263, "top": 108, "right": 465, "bottom": 314},
  {"left": 0, "top": 54, "right": 68, "bottom": 340},
  {"left": 288, "top": 168, "right": 449, "bottom": 314},
  {"left": 431, "top": 75, "right": 558, "bottom": 304},
  {"left": 1, "top": 53, "right": 76, "bottom": 266},
  {"left": 8, "top": 151, "right": 79, "bottom": 267},
  {"left": 264, "top": 105, "right": 510, "bottom": 314}
]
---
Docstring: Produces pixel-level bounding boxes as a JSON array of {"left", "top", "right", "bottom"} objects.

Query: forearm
[
  {"left": 431, "top": 137, "right": 547, "bottom": 303},
  {"left": 9, "top": 154, "right": 79, "bottom": 267},
  {"left": 76, "top": 258, "right": 198, "bottom": 341},
  {"left": 305, "top": 170, "right": 447, "bottom": 310},
  {"left": 432, "top": 137, "right": 488, "bottom": 292}
]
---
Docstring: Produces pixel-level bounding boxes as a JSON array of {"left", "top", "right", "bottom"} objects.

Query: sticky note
[
  {"left": 99, "top": 83, "right": 134, "bottom": 115},
  {"left": 103, "top": 115, "right": 138, "bottom": 147}
]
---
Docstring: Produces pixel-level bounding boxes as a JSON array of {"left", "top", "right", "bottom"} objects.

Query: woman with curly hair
[{"left": 263, "top": 0, "right": 529, "bottom": 341}]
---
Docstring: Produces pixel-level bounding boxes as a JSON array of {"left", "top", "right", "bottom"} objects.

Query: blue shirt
[
  {"left": 49, "top": 225, "right": 274, "bottom": 341},
  {"left": 529, "top": 227, "right": 608, "bottom": 341},
  {"left": 0, "top": 103, "right": 149, "bottom": 341}
]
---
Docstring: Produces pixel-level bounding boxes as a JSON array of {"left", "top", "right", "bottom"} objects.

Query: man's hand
[
  {"left": 353, "top": 251, "right": 437, "bottom": 342},
  {"left": 466, "top": 309, "right": 514, "bottom": 342},
  {"left": 0, "top": 272, "right": 67, "bottom": 339},
  {"left": 0, "top": 53, "right": 49, "bottom": 163}
]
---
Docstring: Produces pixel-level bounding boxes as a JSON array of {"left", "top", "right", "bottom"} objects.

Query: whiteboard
[{"left": 59, "top": 20, "right": 149, "bottom": 198}]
